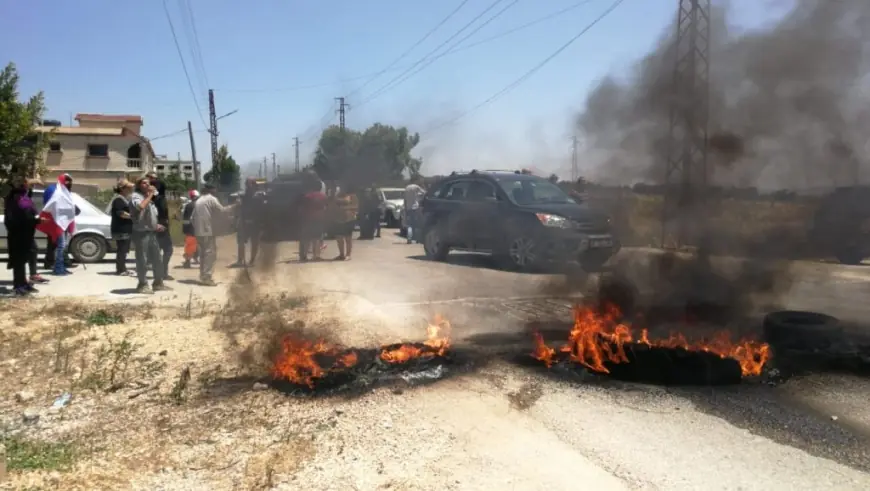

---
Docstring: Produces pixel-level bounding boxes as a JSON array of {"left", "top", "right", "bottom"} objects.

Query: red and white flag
[{"left": 36, "top": 174, "right": 76, "bottom": 242}]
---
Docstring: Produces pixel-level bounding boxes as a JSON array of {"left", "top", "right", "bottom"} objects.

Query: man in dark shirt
[
  {"left": 234, "top": 178, "right": 263, "bottom": 267},
  {"left": 148, "top": 173, "right": 174, "bottom": 280}
]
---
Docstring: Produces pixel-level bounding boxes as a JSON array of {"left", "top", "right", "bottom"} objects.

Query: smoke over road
[{"left": 577, "top": 0, "right": 870, "bottom": 191}]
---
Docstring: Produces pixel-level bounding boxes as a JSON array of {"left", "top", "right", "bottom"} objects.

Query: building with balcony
[
  {"left": 153, "top": 156, "right": 198, "bottom": 182},
  {"left": 36, "top": 114, "right": 156, "bottom": 190}
]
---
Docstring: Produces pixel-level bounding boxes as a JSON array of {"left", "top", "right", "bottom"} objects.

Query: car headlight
[{"left": 535, "top": 213, "right": 567, "bottom": 228}]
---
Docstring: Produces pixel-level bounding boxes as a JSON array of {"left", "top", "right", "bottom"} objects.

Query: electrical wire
[
  {"left": 181, "top": 0, "right": 210, "bottom": 88},
  {"left": 356, "top": 0, "right": 521, "bottom": 108},
  {"left": 352, "top": 0, "right": 512, "bottom": 107},
  {"left": 424, "top": 0, "right": 626, "bottom": 135},
  {"left": 215, "top": 0, "right": 597, "bottom": 94},
  {"left": 162, "top": 0, "right": 209, "bottom": 129},
  {"left": 346, "top": 0, "right": 471, "bottom": 100}
]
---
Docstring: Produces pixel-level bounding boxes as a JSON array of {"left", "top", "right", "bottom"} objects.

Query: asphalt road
[{"left": 3, "top": 232, "right": 870, "bottom": 488}]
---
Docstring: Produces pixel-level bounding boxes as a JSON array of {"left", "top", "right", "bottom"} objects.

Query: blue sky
[{"left": 2, "top": 0, "right": 782, "bottom": 178}]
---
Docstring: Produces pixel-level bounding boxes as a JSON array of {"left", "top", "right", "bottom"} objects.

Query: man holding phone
[{"left": 130, "top": 177, "right": 171, "bottom": 294}]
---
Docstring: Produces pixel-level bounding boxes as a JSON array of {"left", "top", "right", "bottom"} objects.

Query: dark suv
[
  {"left": 420, "top": 170, "right": 620, "bottom": 271},
  {"left": 809, "top": 186, "right": 870, "bottom": 264}
]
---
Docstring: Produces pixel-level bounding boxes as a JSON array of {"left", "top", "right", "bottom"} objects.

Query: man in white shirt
[
  {"left": 403, "top": 178, "right": 425, "bottom": 244},
  {"left": 191, "top": 183, "right": 236, "bottom": 286}
]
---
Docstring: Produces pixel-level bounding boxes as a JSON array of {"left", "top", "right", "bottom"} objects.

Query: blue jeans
[{"left": 53, "top": 233, "right": 68, "bottom": 274}]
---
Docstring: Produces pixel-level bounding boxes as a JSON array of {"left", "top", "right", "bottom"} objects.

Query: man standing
[
  {"left": 181, "top": 189, "right": 199, "bottom": 268},
  {"left": 298, "top": 178, "right": 327, "bottom": 261},
  {"left": 233, "top": 178, "right": 262, "bottom": 267},
  {"left": 42, "top": 173, "right": 79, "bottom": 272},
  {"left": 148, "top": 172, "right": 174, "bottom": 280},
  {"left": 130, "top": 177, "right": 170, "bottom": 294},
  {"left": 192, "top": 182, "right": 235, "bottom": 286},
  {"left": 403, "top": 177, "right": 425, "bottom": 244}
]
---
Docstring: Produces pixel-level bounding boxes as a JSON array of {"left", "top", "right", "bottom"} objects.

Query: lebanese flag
[{"left": 36, "top": 174, "right": 76, "bottom": 242}]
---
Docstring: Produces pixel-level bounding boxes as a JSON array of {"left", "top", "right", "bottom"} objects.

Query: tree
[
  {"left": 312, "top": 123, "right": 422, "bottom": 186},
  {"left": 202, "top": 144, "right": 240, "bottom": 192},
  {"left": 161, "top": 171, "right": 195, "bottom": 193},
  {"left": 0, "top": 62, "right": 48, "bottom": 183}
]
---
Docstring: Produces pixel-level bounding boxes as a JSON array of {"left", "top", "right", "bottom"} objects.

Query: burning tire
[{"left": 763, "top": 310, "right": 843, "bottom": 350}]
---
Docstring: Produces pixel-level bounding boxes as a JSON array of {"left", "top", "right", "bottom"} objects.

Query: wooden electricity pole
[{"left": 187, "top": 120, "right": 200, "bottom": 188}]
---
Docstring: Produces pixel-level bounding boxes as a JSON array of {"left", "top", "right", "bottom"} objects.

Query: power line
[
  {"left": 162, "top": 0, "right": 208, "bottom": 129},
  {"left": 215, "top": 0, "right": 595, "bottom": 94},
  {"left": 346, "top": 0, "right": 471, "bottom": 100},
  {"left": 356, "top": 0, "right": 521, "bottom": 108},
  {"left": 352, "top": 0, "right": 511, "bottom": 108},
  {"left": 424, "top": 0, "right": 626, "bottom": 135},
  {"left": 179, "top": 0, "right": 210, "bottom": 89}
]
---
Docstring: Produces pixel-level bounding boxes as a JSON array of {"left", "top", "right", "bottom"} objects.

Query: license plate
[{"left": 589, "top": 238, "right": 612, "bottom": 248}]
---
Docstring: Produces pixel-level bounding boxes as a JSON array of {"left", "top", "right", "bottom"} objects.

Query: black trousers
[
  {"left": 115, "top": 239, "right": 131, "bottom": 274},
  {"left": 28, "top": 239, "right": 38, "bottom": 277},
  {"left": 156, "top": 231, "right": 173, "bottom": 276},
  {"left": 9, "top": 238, "right": 30, "bottom": 288}
]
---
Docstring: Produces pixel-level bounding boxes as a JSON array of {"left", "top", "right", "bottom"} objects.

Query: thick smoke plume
[
  {"left": 578, "top": 0, "right": 870, "bottom": 191},
  {"left": 564, "top": 0, "right": 870, "bottom": 329}
]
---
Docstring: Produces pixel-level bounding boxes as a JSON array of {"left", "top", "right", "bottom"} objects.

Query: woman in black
[
  {"left": 110, "top": 180, "right": 134, "bottom": 275},
  {"left": 4, "top": 176, "right": 41, "bottom": 295}
]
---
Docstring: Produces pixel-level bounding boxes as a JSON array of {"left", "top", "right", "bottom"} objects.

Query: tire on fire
[{"left": 763, "top": 310, "right": 843, "bottom": 350}]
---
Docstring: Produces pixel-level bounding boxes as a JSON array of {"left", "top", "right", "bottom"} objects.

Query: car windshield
[
  {"left": 382, "top": 190, "right": 403, "bottom": 200},
  {"left": 497, "top": 178, "right": 574, "bottom": 205}
]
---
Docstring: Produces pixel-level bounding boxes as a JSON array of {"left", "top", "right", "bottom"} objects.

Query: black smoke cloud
[{"left": 577, "top": 0, "right": 870, "bottom": 191}]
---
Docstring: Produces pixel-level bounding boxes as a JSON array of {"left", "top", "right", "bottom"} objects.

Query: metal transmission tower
[
  {"left": 335, "top": 97, "right": 349, "bottom": 131},
  {"left": 208, "top": 89, "right": 220, "bottom": 184},
  {"left": 661, "top": 0, "right": 711, "bottom": 248}
]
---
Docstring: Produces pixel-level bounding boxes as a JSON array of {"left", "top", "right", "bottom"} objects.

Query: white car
[
  {"left": 378, "top": 187, "right": 405, "bottom": 228},
  {"left": 0, "top": 189, "right": 115, "bottom": 263}
]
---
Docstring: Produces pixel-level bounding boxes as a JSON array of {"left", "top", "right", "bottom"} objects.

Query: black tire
[
  {"left": 763, "top": 310, "right": 843, "bottom": 350},
  {"left": 386, "top": 213, "right": 400, "bottom": 228},
  {"left": 70, "top": 234, "right": 107, "bottom": 263},
  {"left": 835, "top": 249, "right": 864, "bottom": 265},
  {"left": 423, "top": 225, "right": 449, "bottom": 261}
]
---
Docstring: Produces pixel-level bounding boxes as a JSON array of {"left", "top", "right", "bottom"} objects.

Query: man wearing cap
[
  {"left": 181, "top": 189, "right": 199, "bottom": 268},
  {"left": 42, "top": 173, "right": 80, "bottom": 273},
  {"left": 191, "top": 182, "right": 236, "bottom": 286}
]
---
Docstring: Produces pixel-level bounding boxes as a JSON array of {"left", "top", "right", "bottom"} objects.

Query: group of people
[
  {"left": 108, "top": 173, "right": 235, "bottom": 293},
  {"left": 4, "top": 173, "right": 80, "bottom": 296}
]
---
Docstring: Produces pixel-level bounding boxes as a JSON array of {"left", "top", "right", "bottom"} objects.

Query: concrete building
[
  {"left": 153, "top": 156, "right": 198, "bottom": 182},
  {"left": 36, "top": 113, "right": 155, "bottom": 189}
]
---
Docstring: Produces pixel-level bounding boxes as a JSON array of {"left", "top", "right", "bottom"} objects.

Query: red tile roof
[{"left": 74, "top": 113, "right": 143, "bottom": 123}]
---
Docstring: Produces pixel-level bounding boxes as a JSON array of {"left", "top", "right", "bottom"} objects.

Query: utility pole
[
  {"left": 187, "top": 121, "right": 200, "bottom": 188},
  {"left": 262, "top": 157, "right": 267, "bottom": 179},
  {"left": 208, "top": 89, "right": 220, "bottom": 185},
  {"left": 271, "top": 153, "right": 276, "bottom": 180},
  {"left": 293, "top": 136, "right": 301, "bottom": 172},
  {"left": 570, "top": 134, "right": 579, "bottom": 182},
  {"left": 335, "top": 97, "right": 349, "bottom": 131},
  {"left": 661, "top": 0, "right": 711, "bottom": 248}
]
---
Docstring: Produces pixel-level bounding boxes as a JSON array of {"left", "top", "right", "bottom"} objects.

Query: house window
[
  {"left": 183, "top": 165, "right": 192, "bottom": 170},
  {"left": 49, "top": 142, "right": 62, "bottom": 152},
  {"left": 156, "top": 165, "right": 165, "bottom": 171},
  {"left": 87, "top": 144, "right": 109, "bottom": 157}
]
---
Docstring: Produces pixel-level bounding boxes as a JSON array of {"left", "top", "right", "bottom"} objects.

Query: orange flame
[
  {"left": 272, "top": 316, "right": 452, "bottom": 387},
  {"left": 271, "top": 337, "right": 357, "bottom": 388},
  {"left": 380, "top": 315, "right": 452, "bottom": 363},
  {"left": 533, "top": 304, "right": 770, "bottom": 376}
]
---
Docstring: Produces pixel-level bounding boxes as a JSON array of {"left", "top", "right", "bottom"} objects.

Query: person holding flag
[
  {"left": 36, "top": 174, "right": 79, "bottom": 276},
  {"left": 41, "top": 173, "right": 79, "bottom": 272}
]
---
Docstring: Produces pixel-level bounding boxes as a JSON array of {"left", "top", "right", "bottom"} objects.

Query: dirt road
[{"left": 1, "top": 235, "right": 869, "bottom": 490}]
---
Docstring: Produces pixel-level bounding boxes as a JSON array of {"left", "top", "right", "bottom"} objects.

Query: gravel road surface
[{"left": 3, "top": 233, "right": 870, "bottom": 490}]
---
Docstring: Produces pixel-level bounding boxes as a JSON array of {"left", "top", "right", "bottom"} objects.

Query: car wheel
[
  {"left": 386, "top": 213, "right": 400, "bottom": 228},
  {"left": 835, "top": 248, "right": 864, "bottom": 265},
  {"left": 70, "top": 234, "right": 107, "bottom": 263},
  {"left": 423, "top": 226, "right": 449, "bottom": 261},
  {"left": 503, "top": 235, "right": 538, "bottom": 271}
]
